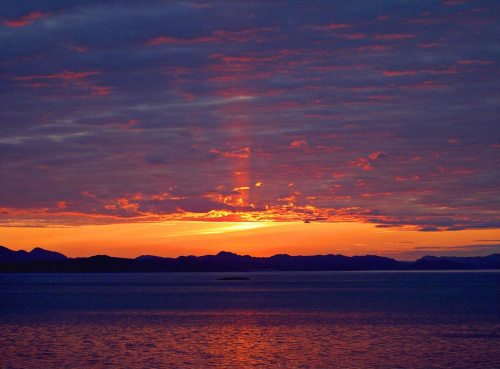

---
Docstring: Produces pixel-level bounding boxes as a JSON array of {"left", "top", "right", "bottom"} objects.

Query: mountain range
[{"left": 1, "top": 246, "right": 499, "bottom": 273}]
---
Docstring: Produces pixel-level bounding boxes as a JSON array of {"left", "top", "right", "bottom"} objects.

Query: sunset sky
[{"left": 1, "top": 0, "right": 499, "bottom": 259}]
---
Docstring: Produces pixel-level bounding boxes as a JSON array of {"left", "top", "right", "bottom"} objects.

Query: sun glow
[
  {"left": 1, "top": 221, "right": 500, "bottom": 259},
  {"left": 165, "top": 221, "right": 274, "bottom": 236}
]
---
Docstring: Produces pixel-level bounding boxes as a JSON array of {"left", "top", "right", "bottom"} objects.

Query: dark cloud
[
  {"left": 395, "top": 243, "right": 500, "bottom": 260},
  {"left": 0, "top": 0, "right": 499, "bottom": 229},
  {"left": 419, "top": 226, "right": 441, "bottom": 232}
]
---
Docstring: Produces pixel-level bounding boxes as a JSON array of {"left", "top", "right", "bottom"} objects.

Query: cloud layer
[{"left": 1, "top": 0, "right": 499, "bottom": 231}]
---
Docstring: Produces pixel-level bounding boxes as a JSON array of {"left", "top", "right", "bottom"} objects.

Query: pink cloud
[
  {"left": 383, "top": 70, "right": 418, "bottom": 76},
  {"left": 311, "top": 23, "right": 353, "bottom": 30},
  {"left": 443, "top": 0, "right": 467, "bottom": 5},
  {"left": 15, "top": 70, "right": 99, "bottom": 80},
  {"left": 189, "top": 3, "right": 212, "bottom": 8},
  {"left": 368, "top": 95, "right": 393, "bottom": 101},
  {"left": 212, "top": 28, "right": 277, "bottom": 43},
  {"left": 90, "top": 86, "right": 113, "bottom": 96},
  {"left": 148, "top": 36, "right": 219, "bottom": 45},
  {"left": 357, "top": 45, "right": 394, "bottom": 51},
  {"left": 405, "top": 17, "right": 450, "bottom": 25},
  {"left": 376, "top": 15, "right": 391, "bottom": 21},
  {"left": 403, "top": 81, "right": 447, "bottom": 90},
  {"left": 68, "top": 45, "right": 90, "bottom": 53},
  {"left": 457, "top": 59, "right": 493, "bottom": 65},
  {"left": 345, "top": 33, "right": 366, "bottom": 39},
  {"left": 3, "top": 11, "right": 49, "bottom": 27},
  {"left": 375, "top": 33, "right": 415, "bottom": 40},
  {"left": 451, "top": 170, "right": 474, "bottom": 175},
  {"left": 419, "top": 42, "right": 440, "bottom": 48}
]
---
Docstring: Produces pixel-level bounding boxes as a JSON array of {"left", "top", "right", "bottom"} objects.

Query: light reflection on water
[{"left": 1, "top": 271, "right": 499, "bottom": 368}]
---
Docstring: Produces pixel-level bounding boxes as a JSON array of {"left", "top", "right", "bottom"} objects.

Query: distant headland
[{"left": 1, "top": 246, "right": 499, "bottom": 273}]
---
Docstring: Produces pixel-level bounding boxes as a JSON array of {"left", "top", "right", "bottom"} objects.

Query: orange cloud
[
  {"left": 290, "top": 140, "right": 307, "bottom": 148},
  {"left": 369, "top": 151, "right": 389, "bottom": 159},
  {"left": 233, "top": 187, "right": 250, "bottom": 191},
  {"left": 210, "top": 147, "right": 250, "bottom": 158}
]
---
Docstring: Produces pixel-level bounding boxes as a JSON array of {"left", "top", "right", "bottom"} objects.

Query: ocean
[{"left": 1, "top": 271, "right": 499, "bottom": 368}]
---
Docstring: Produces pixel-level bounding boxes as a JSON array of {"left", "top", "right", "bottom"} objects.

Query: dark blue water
[{"left": 1, "top": 271, "right": 499, "bottom": 368}]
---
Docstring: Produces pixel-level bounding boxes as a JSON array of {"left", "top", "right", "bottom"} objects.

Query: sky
[{"left": 1, "top": 0, "right": 499, "bottom": 259}]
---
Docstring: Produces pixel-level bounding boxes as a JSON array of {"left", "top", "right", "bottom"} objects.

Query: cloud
[
  {"left": 14, "top": 70, "right": 99, "bottom": 80},
  {"left": 2, "top": 11, "right": 50, "bottom": 27},
  {"left": 290, "top": 140, "right": 308, "bottom": 148},
  {"left": 0, "top": 0, "right": 498, "bottom": 231},
  {"left": 393, "top": 243, "right": 500, "bottom": 260},
  {"left": 375, "top": 34, "right": 415, "bottom": 41},
  {"left": 369, "top": 151, "right": 389, "bottom": 160},
  {"left": 310, "top": 23, "right": 353, "bottom": 30},
  {"left": 419, "top": 226, "right": 441, "bottom": 232}
]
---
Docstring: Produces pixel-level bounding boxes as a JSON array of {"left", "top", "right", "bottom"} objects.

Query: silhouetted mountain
[
  {"left": 29, "top": 247, "right": 67, "bottom": 261},
  {"left": 0, "top": 245, "right": 67, "bottom": 264},
  {"left": 411, "top": 258, "right": 469, "bottom": 270},
  {"left": 0, "top": 246, "right": 499, "bottom": 273},
  {"left": 413, "top": 254, "right": 500, "bottom": 270},
  {"left": 135, "top": 255, "right": 166, "bottom": 261}
]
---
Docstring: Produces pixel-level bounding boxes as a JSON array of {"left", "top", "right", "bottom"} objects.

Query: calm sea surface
[{"left": 1, "top": 271, "right": 499, "bottom": 368}]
